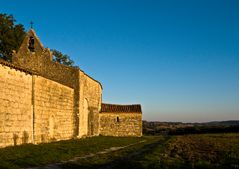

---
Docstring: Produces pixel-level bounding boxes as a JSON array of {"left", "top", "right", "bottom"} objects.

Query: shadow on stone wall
[
  {"left": 13, "top": 131, "right": 29, "bottom": 146},
  {"left": 22, "top": 131, "right": 29, "bottom": 144},
  {"left": 88, "top": 107, "right": 99, "bottom": 136},
  {"left": 13, "top": 134, "right": 18, "bottom": 146}
]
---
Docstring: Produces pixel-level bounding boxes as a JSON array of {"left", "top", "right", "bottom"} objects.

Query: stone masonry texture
[
  {"left": 100, "top": 104, "right": 142, "bottom": 137},
  {"left": 0, "top": 29, "right": 142, "bottom": 148},
  {"left": 0, "top": 63, "right": 33, "bottom": 147},
  {"left": 33, "top": 76, "right": 74, "bottom": 143},
  {"left": 99, "top": 113, "right": 142, "bottom": 137}
]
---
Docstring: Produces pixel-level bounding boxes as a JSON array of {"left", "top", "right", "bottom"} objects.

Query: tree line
[
  {"left": 0, "top": 13, "right": 74, "bottom": 66},
  {"left": 143, "top": 121, "right": 239, "bottom": 136}
]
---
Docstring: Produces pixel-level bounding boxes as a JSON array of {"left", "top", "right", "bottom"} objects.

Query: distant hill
[
  {"left": 143, "top": 120, "right": 239, "bottom": 126},
  {"left": 143, "top": 120, "right": 239, "bottom": 135},
  {"left": 201, "top": 120, "right": 239, "bottom": 126}
]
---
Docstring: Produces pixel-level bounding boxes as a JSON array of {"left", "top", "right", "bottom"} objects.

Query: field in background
[
  {"left": 143, "top": 120, "right": 239, "bottom": 135},
  {"left": 148, "top": 133, "right": 239, "bottom": 169},
  {"left": 0, "top": 134, "right": 238, "bottom": 169}
]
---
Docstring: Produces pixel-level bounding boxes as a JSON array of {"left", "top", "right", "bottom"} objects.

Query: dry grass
[{"left": 161, "top": 133, "right": 239, "bottom": 168}]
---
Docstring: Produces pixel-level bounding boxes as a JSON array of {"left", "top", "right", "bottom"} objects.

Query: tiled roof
[{"left": 101, "top": 103, "right": 142, "bottom": 113}]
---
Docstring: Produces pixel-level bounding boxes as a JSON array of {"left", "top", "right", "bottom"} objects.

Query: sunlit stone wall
[
  {"left": 99, "top": 113, "right": 142, "bottom": 137},
  {"left": 33, "top": 76, "right": 74, "bottom": 143},
  {"left": 78, "top": 70, "right": 102, "bottom": 137},
  {"left": 0, "top": 63, "right": 33, "bottom": 148}
]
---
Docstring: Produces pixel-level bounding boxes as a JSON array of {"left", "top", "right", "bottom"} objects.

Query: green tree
[
  {"left": 0, "top": 13, "right": 75, "bottom": 66},
  {"left": 51, "top": 49, "right": 74, "bottom": 66},
  {"left": 0, "top": 13, "right": 26, "bottom": 61}
]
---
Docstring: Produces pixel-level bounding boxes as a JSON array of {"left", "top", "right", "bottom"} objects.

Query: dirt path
[
  {"left": 96, "top": 137, "right": 167, "bottom": 169},
  {"left": 61, "top": 137, "right": 168, "bottom": 169},
  {"left": 24, "top": 140, "right": 147, "bottom": 169}
]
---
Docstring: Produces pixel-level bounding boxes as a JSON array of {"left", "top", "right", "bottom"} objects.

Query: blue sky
[{"left": 1, "top": 0, "right": 239, "bottom": 122}]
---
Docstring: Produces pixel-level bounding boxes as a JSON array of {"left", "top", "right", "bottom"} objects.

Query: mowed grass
[
  {"left": 0, "top": 136, "right": 150, "bottom": 169},
  {"left": 62, "top": 136, "right": 165, "bottom": 169}
]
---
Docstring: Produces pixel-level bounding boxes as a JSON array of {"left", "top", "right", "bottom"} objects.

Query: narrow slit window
[
  {"left": 28, "top": 36, "right": 35, "bottom": 52},
  {"left": 116, "top": 116, "right": 120, "bottom": 122}
]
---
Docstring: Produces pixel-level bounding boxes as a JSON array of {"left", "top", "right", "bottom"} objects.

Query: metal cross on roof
[{"left": 30, "top": 21, "right": 34, "bottom": 29}]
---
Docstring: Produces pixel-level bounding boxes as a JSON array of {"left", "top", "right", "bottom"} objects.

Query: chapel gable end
[{"left": 12, "top": 29, "right": 53, "bottom": 69}]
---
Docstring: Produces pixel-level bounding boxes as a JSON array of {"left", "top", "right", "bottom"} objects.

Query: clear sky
[{"left": 1, "top": 0, "right": 239, "bottom": 122}]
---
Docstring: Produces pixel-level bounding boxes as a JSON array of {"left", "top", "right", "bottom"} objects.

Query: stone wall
[
  {"left": 33, "top": 76, "right": 74, "bottom": 143},
  {"left": 12, "top": 29, "right": 80, "bottom": 136},
  {"left": 0, "top": 62, "right": 75, "bottom": 147},
  {"left": 12, "top": 29, "right": 79, "bottom": 89},
  {"left": 99, "top": 113, "right": 142, "bottom": 137},
  {"left": 0, "top": 63, "right": 33, "bottom": 148},
  {"left": 0, "top": 28, "right": 142, "bottom": 149},
  {"left": 78, "top": 71, "right": 102, "bottom": 137},
  {"left": 12, "top": 29, "right": 105, "bottom": 138}
]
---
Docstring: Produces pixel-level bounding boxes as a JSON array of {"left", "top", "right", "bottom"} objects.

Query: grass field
[
  {"left": 160, "top": 133, "right": 239, "bottom": 169},
  {"left": 62, "top": 133, "right": 239, "bottom": 169},
  {"left": 0, "top": 134, "right": 238, "bottom": 169},
  {"left": 0, "top": 136, "right": 152, "bottom": 169}
]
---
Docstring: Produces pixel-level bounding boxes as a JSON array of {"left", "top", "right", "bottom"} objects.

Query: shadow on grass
[
  {"left": 61, "top": 138, "right": 167, "bottom": 169},
  {"left": 61, "top": 136, "right": 235, "bottom": 169},
  {"left": 62, "top": 160, "right": 234, "bottom": 169},
  {"left": 0, "top": 136, "right": 147, "bottom": 169}
]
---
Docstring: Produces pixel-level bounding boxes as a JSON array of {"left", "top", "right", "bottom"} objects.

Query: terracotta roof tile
[{"left": 101, "top": 103, "right": 142, "bottom": 113}]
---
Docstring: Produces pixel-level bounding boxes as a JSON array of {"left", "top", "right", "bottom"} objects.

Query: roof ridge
[
  {"left": 101, "top": 103, "right": 142, "bottom": 113},
  {"left": 0, "top": 59, "right": 38, "bottom": 75}
]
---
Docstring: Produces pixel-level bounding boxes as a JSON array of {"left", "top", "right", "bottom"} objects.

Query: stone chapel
[{"left": 0, "top": 29, "right": 142, "bottom": 148}]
